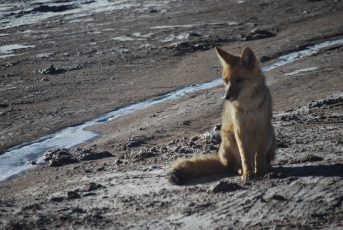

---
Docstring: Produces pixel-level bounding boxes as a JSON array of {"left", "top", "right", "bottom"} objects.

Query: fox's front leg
[
  {"left": 218, "top": 131, "right": 241, "bottom": 174},
  {"left": 235, "top": 132, "right": 254, "bottom": 181}
]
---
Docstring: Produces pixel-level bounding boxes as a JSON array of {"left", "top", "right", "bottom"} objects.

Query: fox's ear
[
  {"left": 241, "top": 47, "right": 257, "bottom": 69},
  {"left": 215, "top": 47, "right": 236, "bottom": 67}
]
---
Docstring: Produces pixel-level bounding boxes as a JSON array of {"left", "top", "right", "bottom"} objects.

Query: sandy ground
[{"left": 1, "top": 0, "right": 343, "bottom": 229}]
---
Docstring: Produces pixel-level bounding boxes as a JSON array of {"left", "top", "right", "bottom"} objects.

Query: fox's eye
[
  {"left": 236, "top": 78, "right": 244, "bottom": 84},
  {"left": 224, "top": 79, "right": 229, "bottom": 84}
]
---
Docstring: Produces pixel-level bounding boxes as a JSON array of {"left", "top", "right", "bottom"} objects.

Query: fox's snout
[{"left": 225, "top": 85, "right": 238, "bottom": 101}]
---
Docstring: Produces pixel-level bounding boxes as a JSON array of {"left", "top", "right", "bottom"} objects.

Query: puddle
[{"left": 1, "top": 38, "right": 343, "bottom": 182}]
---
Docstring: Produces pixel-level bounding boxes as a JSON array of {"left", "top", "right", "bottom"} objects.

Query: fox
[{"left": 169, "top": 47, "right": 276, "bottom": 185}]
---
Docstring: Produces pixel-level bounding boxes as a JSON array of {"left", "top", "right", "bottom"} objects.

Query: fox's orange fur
[{"left": 169, "top": 47, "right": 276, "bottom": 185}]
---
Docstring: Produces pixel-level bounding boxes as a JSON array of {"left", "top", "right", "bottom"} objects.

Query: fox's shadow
[
  {"left": 182, "top": 163, "right": 343, "bottom": 186},
  {"left": 183, "top": 174, "right": 230, "bottom": 186},
  {"left": 273, "top": 163, "right": 343, "bottom": 178}
]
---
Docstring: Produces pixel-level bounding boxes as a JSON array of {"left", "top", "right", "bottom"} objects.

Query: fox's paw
[
  {"left": 169, "top": 169, "right": 188, "bottom": 185},
  {"left": 242, "top": 171, "right": 255, "bottom": 181}
]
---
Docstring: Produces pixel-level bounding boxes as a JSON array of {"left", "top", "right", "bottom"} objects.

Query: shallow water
[
  {"left": 0, "top": 35, "right": 342, "bottom": 182},
  {"left": 285, "top": 67, "right": 319, "bottom": 76},
  {"left": 261, "top": 39, "right": 343, "bottom": 72},
  {"left": 0, "top": 44, "right": 35, "bottom": 58}
]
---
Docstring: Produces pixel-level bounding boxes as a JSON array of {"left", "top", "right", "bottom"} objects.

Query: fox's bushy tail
[{"left": 169, "top": 154, "right": 229, "bottom": 185}]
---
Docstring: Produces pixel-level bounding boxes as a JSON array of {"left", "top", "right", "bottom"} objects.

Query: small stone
[
  {"left": 50, "top": 197, "right": 64, "bottom": 202},
  {"left": 67, "top": 191, "right": 81, "bottom": 200},
  {"left": 85, "top": 183, "right": 105, "bottom": 192},
  {"left": 115, "top": 159, "right": 123, "bottom": 164},
  {"left": 271, "top": 195, "right": 287, "bottom": 201},
  {"left": 40, "top": 64, "right": 66, "bottom": 75}
]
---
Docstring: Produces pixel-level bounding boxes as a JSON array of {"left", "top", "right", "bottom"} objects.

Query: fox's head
[{"left": 215, "top": 47, "right": 259, "bottom": 102}]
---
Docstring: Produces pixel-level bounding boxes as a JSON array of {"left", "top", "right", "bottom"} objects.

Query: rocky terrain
[{"left": 0, "top": 0, "right": 343, "bottom": 229}]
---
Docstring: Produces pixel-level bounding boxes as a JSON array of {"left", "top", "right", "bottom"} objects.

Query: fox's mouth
[{"left": 226, "top": 95, "right": 237, "bottom": 101}]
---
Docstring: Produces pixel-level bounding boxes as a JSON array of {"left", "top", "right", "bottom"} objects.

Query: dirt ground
[{"left": 0, "top": 0, "right": 343, "bottom": 229}]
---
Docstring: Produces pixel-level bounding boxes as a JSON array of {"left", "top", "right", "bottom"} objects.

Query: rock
[
  {"left": 308, "top": 97, "right": 343, "bottom": 109},
  {"left": 67, "top": 191, "right": 81, "bottom": 200},
  {"left": 40, "top": 64, "right": 66, "bottom": 75},
  {"left": 71, "top": 148, "right": 113, "bottom": 161},
  {"left": 50, "top": 197, "right": 64, "bottom": 202},
  {"left": 178, "top": 120, "right": 191, "bottom": 125},
  {"left": 243, "top": 29, "right": 276, "bottom": 41},
  {"left": 213, "top": 123, "right": 221, "bottom": 131},
  {"left": 131, "top": 149, "right": 156, "bottom": 161},
  {"left": 190, "top": 136, "right": 199, "bottom": 142},
  {"left": 83, "top": 192, "right": 96, "bottom": 197},
  {"left": 44, "top": 148, "right": 78, "bottom": 167},
  {"left": 85, "top": 183, "right": 105, "bottom": 192},
  {"left": 300, "top": 155, "right": 324, "bottom": 163},
  {"left": 200, "top": 131, "right": 221, "bottom": 144},
  {"left": 167, "top": 40, "right": 218, "bottom": 53},
  {"left": 0, "top": 103, "right": 9, "bottom": 108},
  {"left": 28, "top": 160, "right": 37, "bottom": 165},
  {"left": 260, "top": 56, "right": 272, "bottom": 63},
  {"left": 149, "top": 9, "right": 159, "bottom": 13},
  {"left": 271, "top": 194, "right": 288, "bottom": 201},
  {"left": 115, "top": 159, "right": 123, "bottom": 165},
  {"left": 266, "top": 172, "right": 286, "bottom": 179},
  {"left": 31, "top": 4, "right": 76, "bottom": 13},
  {"left": 43, "top": 148, "right": 113, "bottom": 167},
  {"left": 22, "top": 204, "right": 41, "bottom": 211}
]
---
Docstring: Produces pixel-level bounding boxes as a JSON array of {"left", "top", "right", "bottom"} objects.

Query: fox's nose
[
  {"left": 225, "top": 87, "right": 237, "bottom": 101},
  {"left": 225, "top": 92, "right": 232, "bottom": 100}
]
